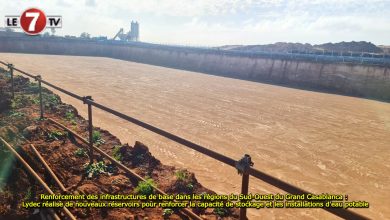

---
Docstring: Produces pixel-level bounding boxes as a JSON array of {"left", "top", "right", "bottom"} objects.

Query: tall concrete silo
[{"left": 130, "top": 21, "right": 139, "bottom": 41}]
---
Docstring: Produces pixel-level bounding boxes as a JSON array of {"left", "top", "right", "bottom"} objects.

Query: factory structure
[
  {"left": 0, "top": 20, "right": 141, "bottom": 42},
  {"left": 113, "top": 21, "right": 139, "bottom": 41}
]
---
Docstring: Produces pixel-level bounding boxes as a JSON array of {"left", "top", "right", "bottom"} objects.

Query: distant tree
[
  {"left": 80, "top": 32, "right": 90, "bottom": 39},
  {"left": 43, "top": 32, "right": 50, "bottom": 37},
  {"left": 50, "top": 27, "right": 56, "bottom": 36}
]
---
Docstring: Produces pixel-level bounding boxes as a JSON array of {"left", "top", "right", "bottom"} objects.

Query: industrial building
[{"left": 113, "top": 21, "right": 139, "bottom": 41}]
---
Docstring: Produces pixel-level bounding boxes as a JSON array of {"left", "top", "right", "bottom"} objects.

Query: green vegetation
[
  {"left": 213, "top": 207, "right": 229, "bottom": 217},
  {"left": 31, "top": 97, "right": 40, "bottom": 105},
  {"left": 105, "top": 163, "right": 118, "bottom": 174},
  {"left": 47, "top": 130, "right": 66, "bottom": 141},
  {"left": 162, "top": 208, "right": 174, "bottom": 218},
  {"left": 186, "top": 183, "right": 194, "bottom": 191},
  {"left": 175, "top": 170, "right": 187, "bottom": 181},
  {"left": 174, "top": 169, "right": 195, "bottom": 192},
  {"left": 74, "top": 148, "right": 88, "bottom": 157},
  {"left": 65, "top": 111, "right": 77, "bottom": 125},
  {"left": 0, "top": 126, "right": 19, "bottom": 143},
  {"left": 11, "top": 95, "right": 31, "bottom": 109},
  {"left": 27, "top": 82, "right": 40, "bottom": 94},
  {"left": 92, "top": 130, "right": 105, "bottom": 146},
  {"left": 43, "top": 93, "right": 60, "bottom": 107},
  {"left": 65, "top": 111, "right": 75, "bottom": 120},
  {"left": 24, "top": 187, "right": 33, "bottom": 200},
  {"left": 0, "top": 67, "right": 6, "bottom": 73},
  {"left": 84, "top": 161, "right": 107, "bottom": 178},
  {"left": 8, "top": 111, "right": 25, "bottom": 118},
  {"left": 135, "top": 177, "right": 156, "bottom": 195},
  {"left": 112, "top": 145, "right": 123, "bottom": 161}
]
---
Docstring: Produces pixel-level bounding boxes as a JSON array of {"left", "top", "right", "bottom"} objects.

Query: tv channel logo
[{"left": 5, "top": 8, "right": 62, "bottom": 35}]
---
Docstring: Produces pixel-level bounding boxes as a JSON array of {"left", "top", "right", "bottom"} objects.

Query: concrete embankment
[{"left": 1, "top": 36, "right": 389, "bottom": 101}]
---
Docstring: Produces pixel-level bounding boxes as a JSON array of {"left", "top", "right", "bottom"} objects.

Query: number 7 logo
[
  {"left": 26, "top": 12, "right": 40, "bottom": 31},
  {"left": 20, "top": 8, "right": 47, "bottom": 35}
]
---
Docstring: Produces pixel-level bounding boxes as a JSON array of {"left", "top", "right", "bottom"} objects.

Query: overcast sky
[{"left": 1, "top": 0, "right": 389, "bottom": 46}]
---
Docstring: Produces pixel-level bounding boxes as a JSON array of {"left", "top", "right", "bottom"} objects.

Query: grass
[
  {"left": 112, "top": 145, "right": 123, "bottom": 161},
  {"left": 84, "top": 161, "right": 107, "bottom": 178},
  {"left": 175, "top": 170, "right": 187, "bottom": 181},
  {"left": 135, "top": 177, "right": 156, "bottom": 195},
  {"left": 74, "top": 148, "right": 88, "bottom": 157},
  {"left": 92, "top": 130, "right": 105, "bottom": 146}
]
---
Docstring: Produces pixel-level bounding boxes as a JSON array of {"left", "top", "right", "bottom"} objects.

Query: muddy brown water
[{"left": 1, "top": 53, "right": 389, "bottom": 219}]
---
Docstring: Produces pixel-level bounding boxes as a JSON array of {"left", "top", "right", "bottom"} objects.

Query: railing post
[
  {"left": 8, "top": 63, "right": 14, "bottom": 98},
  {"left": 35, "top": 75, "right": 44, "bottom": 119},
  {"left": 84, "top": 96, "right": 94, "bottom": 164},
  {"left": 236, "top": 154, "right": 254, "bottom": 220}
]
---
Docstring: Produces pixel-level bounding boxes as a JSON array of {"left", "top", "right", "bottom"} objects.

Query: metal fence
[
  {"left": 2, "top": 35, "right": 390, "bottom": 67},
  {"left": 0, "top": 60, "right": 369, "bottom": 220}
]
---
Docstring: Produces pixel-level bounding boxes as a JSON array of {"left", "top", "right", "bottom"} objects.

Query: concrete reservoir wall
[{"left": 0, "top": 36, "right": 389, "bottom": 101}]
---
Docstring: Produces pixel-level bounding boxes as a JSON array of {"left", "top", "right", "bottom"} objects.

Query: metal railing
[
  {"left": 0, "top": 60, "right": 369, "bottom": 220},
  {"left": 2, "top": 35, "right": 390, "bottom": 67},
  {"left": 0, "top": 137, "right": 76, "bottom": 220}
]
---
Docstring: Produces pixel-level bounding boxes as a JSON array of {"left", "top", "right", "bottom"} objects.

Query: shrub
[
  {"left": 135, "top": 178, "right": 156, "bottom": 195},
  {"left": 74, "top": 148, "right": 88, "bottom": 157},
  {"left": 27, "top": 82, "right": 40, "bottom": 94},
  {"left": 65, "top": 111, "right": 77, "bottom": 125},
  {"left": 112, "top": 145, "right": 122, "bottom": 161},
  {"left": 47, "top": 130, "right": 66, "bottom": 141},
  {"left": 65, "top": 111, "right": 75, "bottom": 120},
  {"left": 84, "top": 161, "right": 107, "bottom": 178},
  {"left": 186, "top": 183, "right": 194, "bottom": 191},
  {"left": 175, "top": 170, "right": 187, "bottom": 181},
  {"left": 24, "top": 187, "right": 33, "bottom": 200},
  {"left": 43, "top": 94, "right": 60, "bottom": 107},
  {"left": 92, "top": 130, "right": 105, "bottom": 146},
  {"left": 11, "top": 95, "right": 31, "bottom": 109}
]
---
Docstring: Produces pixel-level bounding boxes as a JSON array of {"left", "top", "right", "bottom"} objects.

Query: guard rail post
[
  {"left": 35, "top": 75, "right": 44, "bottom": 119},
  {"left": 7, "top": 63, "right": 14, "bottom": 98},
  {"left": 236, "top": 154, "right": 254, "bottom": 220},
  {"left": 84, "top": 96, "right": 94, "bottom": 164}
]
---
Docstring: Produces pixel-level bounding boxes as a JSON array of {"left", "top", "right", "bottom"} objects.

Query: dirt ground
[{"left": 0, "top": 53, "right": 389, "bottom": 220}]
